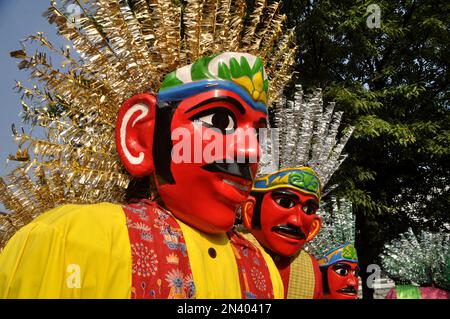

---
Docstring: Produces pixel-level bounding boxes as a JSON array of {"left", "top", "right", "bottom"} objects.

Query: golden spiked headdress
[{"left": 0, "top": 0, "right": 297, "bottom": 248}]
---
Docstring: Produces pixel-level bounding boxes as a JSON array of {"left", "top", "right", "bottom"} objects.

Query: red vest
[{"left": 123, "top": 199, "right": 275, "bottom": 299}]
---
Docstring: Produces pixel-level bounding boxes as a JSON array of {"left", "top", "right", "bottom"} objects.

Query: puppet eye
[
  {"left": 274, "top": 197, "right": 296, "bottom": 209},
  {"left": 334, "top": 267, "right": 348, "bottom": 276},
  {"left": 302, "top": 201, "right": 318, "bottom": 215},
  {"left": 195, "top": 108, "right": 236, "bottom": 134}
]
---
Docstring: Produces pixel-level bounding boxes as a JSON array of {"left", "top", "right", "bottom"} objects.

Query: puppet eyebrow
[
  {"left": 271, "top": 190, "right": 299, "bottom": 201},
  {"left": 184, "top": 96, "right": 246, "bottom": 115},
  {"left": 332, "top": 263, "right": 351, "bottom": 270}
]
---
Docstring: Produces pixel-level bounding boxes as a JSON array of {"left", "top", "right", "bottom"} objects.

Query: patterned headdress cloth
[
  {"left": 317, "top": 243, "right": 358, "bottom": 268},
  {"left": 0, "top": 0, "right": 298, "bottom": 249},
  {"left": 160, "top": 52, "right": 268, "bottom": 112},
  {"left": 159, "top": 52, "right": 269, "bottom": 108},
  {"left": 252, "top": 167, "right": 321, "bottom": 200}
]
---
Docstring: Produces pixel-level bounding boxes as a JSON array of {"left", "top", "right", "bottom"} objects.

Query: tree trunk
[{"left": 354, "top": 205, "right": 375, "bottom": 299}]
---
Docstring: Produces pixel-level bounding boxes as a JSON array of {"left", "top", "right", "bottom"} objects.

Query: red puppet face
[
  {"left": 116, "top": 84, "right": 267, "bottom": 235},
  {"left": 155, "top": 88, "right": 267, "bottom": 234},
  {"left": 116, "top": 52, "right": 270, "bottom": 235},
  {"left": 244, "top": 187, "right": 321, "bottom": 257},
  {"left": 326, "top": 261, "right": 360, "bottom": 299}
]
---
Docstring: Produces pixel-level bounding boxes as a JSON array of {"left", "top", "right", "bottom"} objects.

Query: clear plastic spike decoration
[
  {"left": 304, "top": 198, "right": 355, "bottom": 258},
  {"left": 258, "top": 84, "right": 354, "bottom": 190},
  {"left": 0, "top": 0, "right": 298, "bottom": 249},
  {"left": 380, "top": 228, "right": 450, "bottom": 290}
]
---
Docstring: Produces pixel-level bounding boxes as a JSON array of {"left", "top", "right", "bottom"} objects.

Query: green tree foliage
[{"left": 282, "top": 0, "right": 450, "bottom": 298}]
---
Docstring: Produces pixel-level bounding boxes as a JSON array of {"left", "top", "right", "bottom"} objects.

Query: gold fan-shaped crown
[{"left": 0, "top": 0, "right": 297, "bottom": 249}]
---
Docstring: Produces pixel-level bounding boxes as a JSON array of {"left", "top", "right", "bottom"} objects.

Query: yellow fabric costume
[
  {"left": 0, "top": 203, "right": 283, "bottom": 299},
  {"left": 285, "top": 250, "right": 317, "bottom": 299}
]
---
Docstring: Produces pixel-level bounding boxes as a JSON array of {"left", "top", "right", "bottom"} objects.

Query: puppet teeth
[{"left": 222, "top": 179, "right": 251, "bottom": 192}]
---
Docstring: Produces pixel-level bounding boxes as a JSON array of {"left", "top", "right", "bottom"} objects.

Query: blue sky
[{"left": 0, "top": 0, "right": 66, "bottom": 179}]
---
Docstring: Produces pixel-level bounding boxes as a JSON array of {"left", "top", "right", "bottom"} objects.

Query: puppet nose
[
  {"left": 228, "top": 128, "right": 259, "bottom": 164},
  {"left": 287, "top": 209, "right": 304, "bottom": 228},
  {"left": 348, "top": 275, "right": 358, "bottom": 286}
]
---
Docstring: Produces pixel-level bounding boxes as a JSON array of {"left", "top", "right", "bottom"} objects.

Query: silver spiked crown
[
  {"left": 258, "top": 84, "right": 354, "bottom": 190},
  {"left": 380, "top": 228, "right": 450, "bottom": 290},
  {"left": 304, "top": 197, "right": 356, "bottom": 260}
]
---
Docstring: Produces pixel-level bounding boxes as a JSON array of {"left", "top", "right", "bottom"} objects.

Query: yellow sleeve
[{"left": 0, "top": 203, "right": 132, "bottom": 298}]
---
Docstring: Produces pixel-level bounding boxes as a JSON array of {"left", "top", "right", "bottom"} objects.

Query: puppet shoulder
[{"left": 0, "top": 203, "right": 132, "bottom": 298}]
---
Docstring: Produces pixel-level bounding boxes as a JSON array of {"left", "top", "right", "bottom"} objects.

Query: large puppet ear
[
  {"left": 307, "top": 216, "right": 322, "bottom": 242},
  {"left": 116, "top": 93, "right": 157, "bottom": 177},
  {"left": 242, "top": 196, "right": 256, "bottom": 230}
]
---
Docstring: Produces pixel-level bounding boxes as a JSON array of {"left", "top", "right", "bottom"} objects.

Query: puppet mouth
[
  {"left": 337, "top": 287, "right": 357, "bottom": 295},
  {"left": 201, "top": 162, "right": 254, "bottom": 181},
  {"left": 272, "top": 225, "right": 306, "bottom": 240}
]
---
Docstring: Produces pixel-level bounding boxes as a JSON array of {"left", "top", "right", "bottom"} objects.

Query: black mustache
[
  {"left": 337, "top": 287, "right": 357, "bottom": 294},
  {"left": 201, "top": 162, "right": 253, "bottom": 181},
  {"left": 271, "top": 225, "right": 306, "bottom": 240}
]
